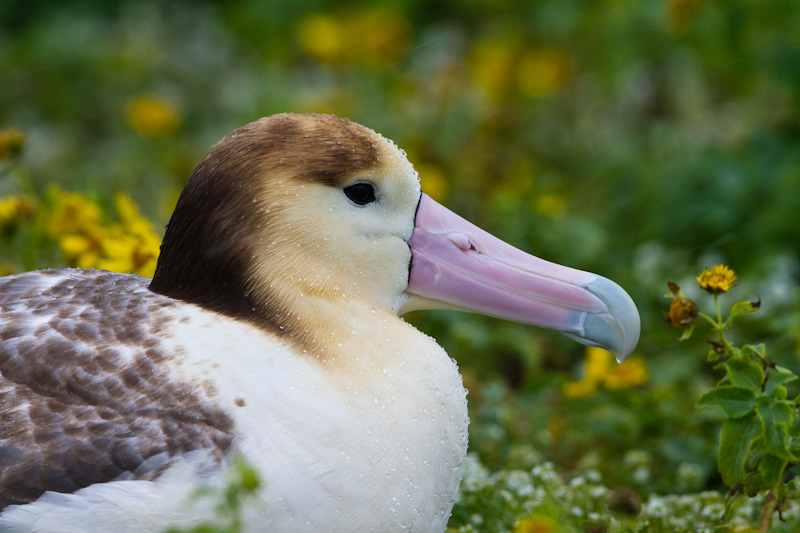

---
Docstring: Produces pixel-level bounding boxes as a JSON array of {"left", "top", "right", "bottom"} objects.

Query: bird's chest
[{"left": 169, "top": 316, "right": 469, "bottom": 532}]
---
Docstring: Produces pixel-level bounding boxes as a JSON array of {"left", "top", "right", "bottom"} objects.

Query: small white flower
[{"left": 569, "top": 476, "right": 585, "bottom": 488}]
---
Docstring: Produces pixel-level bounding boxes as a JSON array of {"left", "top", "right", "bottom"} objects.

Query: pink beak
[{"left": 405, "top": 194, "right": 640, "bottom": 362}]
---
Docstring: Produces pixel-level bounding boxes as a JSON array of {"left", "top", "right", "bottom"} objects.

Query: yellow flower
[
  {"left": 469, "top": 39, "right": 516, "bottom": 101},
  {"left": 113, "top": 192, "right": 156, "bottom": 237},
  {"left": 516, "top": 48, "right": 573, "bottom": 98},
  {"left": 296, "top": 10, "right": 409, "bottom": 66},
  {"left": 535, "top": 192, "right": 566, "bottom": 218},
  {"left": 603, "top": 356, "right": 649, "bottom": 389},
  {"left": 562, "top": 378, "right": 596, "bottom": 398},
  {"left": 0, "top": 128, "right": 26, "bottom": 160},
  {"left": 697, "top": 265, "right": 736, "bottom": 294},
  {"left": 417, "top": 163, "right": 449, "bottom": 203},
  {"left": 350, "top": 10, "right": 409, "bottom": 66},
  {"left": 95, "top": 193, "right": 162, "bottom": 277},
  {"left": 45, "top": 191, "right": 106, "bottom": 269},
  {"left": 58, "top": 231, "right": 104, "bottom": 269},
  {"left": 125, "top": 95, "right": 180, "bottom": 138},
  {"left": 563, "top": 347, "right": 648, "bottom": 398},
  {"left": 45, "top": 191, "right": 104, "bottom": 239},
  {"left": 0, "top": 195, "right": 35, "bottom": 230},
  {"left": 514, "top": 514, "right": 558, "bottom": 533},
  {"left": 563, "top": 347, "right": 610, "bottom": 398},
  {"left": 296, "top": 13, "right": 345, "bottom": 64},
  {"left": 97, "top": 229, "right": 161, "bottom": 278},
  {"left": 585, "top": 346, "right": 615, "bottom": 384},
  {"left": 45, "top": 190, "right": 162, "bottom": 276}
]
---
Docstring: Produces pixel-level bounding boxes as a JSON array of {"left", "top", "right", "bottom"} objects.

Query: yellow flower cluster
[
  {"left": 470, "top": 40, "right": 573, "bottom": 101},
  {"left": 0, "top": 195, "right": 35, "bottom": 231},
  {"left": 563, "top": 346, "right": 649, "bottom": 398},
  {"left": 296, "top": 10, "right": 410, "bottom": 66},
  {"left": 514, "top": 513, "right": 558, "bottom": 533},
  {"left": 125, "top": 95, "right": 181, "bottom": 138},
  {"left": 697, "top": 264, "right": 737, "bottom": 294},
  {"left": 46, "top": 191, "right": 161, "bottom": 277}
]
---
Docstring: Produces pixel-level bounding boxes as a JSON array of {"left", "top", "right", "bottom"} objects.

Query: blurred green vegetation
[{"left": 2, "top": 0, "right": 799, "bottom": 529}]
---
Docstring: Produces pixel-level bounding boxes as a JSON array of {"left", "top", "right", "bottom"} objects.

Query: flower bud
[{"left": 665, "top": 296, "right": 698, "bottom": 328}]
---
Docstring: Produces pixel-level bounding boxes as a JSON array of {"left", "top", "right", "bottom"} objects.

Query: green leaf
[
  {"left": 719, "top": 414, "right": 761, "bottom": 488},
  {"left": 743, "top": 470, "right": 763, "bottom": 488},
  {"left": 745, "top": 443, "right": 764, "bottom": 471},
  {"left": 730, "top": 301, "right": 759, "bottom": 320},
  {"left": 678, "top": 325, "right": 694, "bottom": 341},
  {"left": 741, "top": 343, "right": 766, "bottom": 358},
  {"left": 725, "top": 358, "right": 764, "bottom": 391},
  {"left": 721, "top": 493, "right": 742, "bottom": 522},
  {"left": 791, "top": 416, "right": 800, "bottom": 439},
  {"left": 773, "top": 385, "right": 788, "bottom": 400},
  {"left": 755, "top": 397, "right": 797, "bottom": 461},
  {"left": 697, "top": 386, "right": 756, "bottom": 418},
  {"left": 758, "top": 453, "right": 788, "bottom": 488},
  {"left": 764, "top": 368, "right": 798, "bottom": 396}
]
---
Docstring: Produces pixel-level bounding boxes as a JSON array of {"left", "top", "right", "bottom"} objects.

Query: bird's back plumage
[{"left": 0, "top": 269, "right": 235, "bottom": 510}]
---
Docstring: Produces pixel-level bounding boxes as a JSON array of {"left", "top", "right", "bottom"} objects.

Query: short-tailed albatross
[{"left": 0, "top": 113, "right": 639, "bottom": 532}]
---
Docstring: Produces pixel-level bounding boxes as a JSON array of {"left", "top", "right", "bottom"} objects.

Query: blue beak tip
[{"left": 583, "top": 276, "right": 641, "bottom": 362}]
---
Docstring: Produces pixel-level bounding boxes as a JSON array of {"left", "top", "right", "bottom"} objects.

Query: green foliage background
[{"left": 2, "top": 0, "right": 799, "bottom": 530}]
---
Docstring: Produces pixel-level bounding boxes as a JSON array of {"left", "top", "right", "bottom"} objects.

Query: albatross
[{"left": 0, "top": 113, "right": 639, "bottom": 532}]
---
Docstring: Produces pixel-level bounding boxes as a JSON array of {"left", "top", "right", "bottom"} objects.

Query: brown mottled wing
[{"left": 0, "top": 269, "right": 234, "bottom": 510}]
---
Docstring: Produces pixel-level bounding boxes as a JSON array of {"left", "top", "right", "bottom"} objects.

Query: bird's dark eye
[{"left": 343, "top": 182, "right": 376, "bottom": 206}]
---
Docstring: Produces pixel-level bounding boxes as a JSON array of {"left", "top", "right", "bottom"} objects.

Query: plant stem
[
  {"left": 758, "top": 490, "right": 778, "bottom": 533},
  {"left": 713, "top": 295, "right": 735, "bottom": 356},
  {"left": 697, "top": 312, "right": 718, "bottom": 328}
]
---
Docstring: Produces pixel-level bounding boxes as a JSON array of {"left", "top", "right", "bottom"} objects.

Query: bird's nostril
[{"left": 446, "top": 232, "right": 476, "bottom": 252}]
